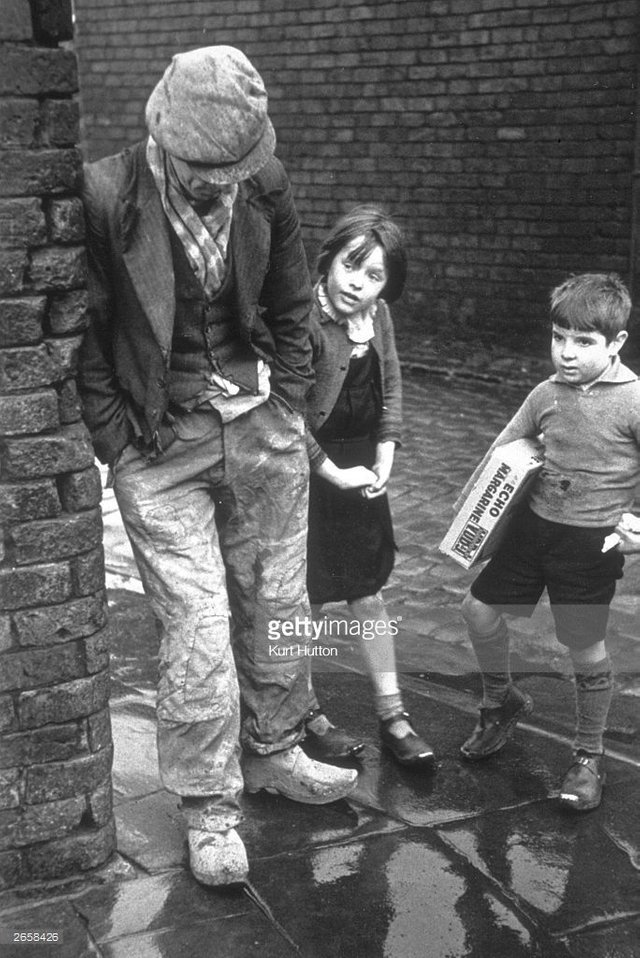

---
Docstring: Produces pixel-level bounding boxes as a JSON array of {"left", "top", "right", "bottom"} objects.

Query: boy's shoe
[
  {"left": 188, "top": 827, "right": 249, "bottom": 886},
  {"left": 242, "top": 745, "right": 357, "bottom": 804},
  {"left": 559, "top": 751, "right": 605, "bottom": 811},
  {"left": 379, "top": 711, "right": 436, "bottom": 767},
  {"left": 460, "top": 685, "right": 533, "bottom": 760},
  {"left": 303, "top": 708, "right": 365, "bottom": 760}
]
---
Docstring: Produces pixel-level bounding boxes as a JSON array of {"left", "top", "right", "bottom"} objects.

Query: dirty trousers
[{"left": 113, "top": 398, "right": 311, "bottom": 829}]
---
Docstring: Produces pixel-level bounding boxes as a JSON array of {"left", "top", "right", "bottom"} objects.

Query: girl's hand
[
  {"left": 362, "top": 441, "right": 395, "bottom": 499},
  {"left": 339, "top": 466, "right": 379, "bottom": 490},
  {"left": 317, "top": 458, "right": 377, "bottom": 491}
]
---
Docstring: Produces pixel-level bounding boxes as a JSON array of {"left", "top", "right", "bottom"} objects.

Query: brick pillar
[{"left": 0, "top": 0, "right": 115, "bottom": 888}]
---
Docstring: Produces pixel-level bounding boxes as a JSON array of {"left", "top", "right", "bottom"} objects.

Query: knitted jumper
[{"left": 491, "top": 357, "right": 640, "bottom": 527}]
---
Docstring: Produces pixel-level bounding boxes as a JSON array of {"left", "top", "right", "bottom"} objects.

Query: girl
[{"left": 303, "top": 206, "right": 435, "bottom": 768}]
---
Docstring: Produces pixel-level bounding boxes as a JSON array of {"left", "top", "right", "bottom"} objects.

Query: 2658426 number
[{"left": 12, "top": 932, "right": 61, "bottom": 943}]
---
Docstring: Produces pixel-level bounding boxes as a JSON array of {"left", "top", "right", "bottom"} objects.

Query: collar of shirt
[
  {"left": 549, "top": 355, "right": 638, "bottom": 391},
  {"left": 316, "top": 282, "right": 376, "bottom": 344}
]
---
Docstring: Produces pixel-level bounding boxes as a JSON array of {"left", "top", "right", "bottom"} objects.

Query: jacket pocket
[
  {"left": 270, "top": 390, "right": 296, "bottom": 416},
  {"left": 108, "top": 442, "right": 139, "bottom": 487}
]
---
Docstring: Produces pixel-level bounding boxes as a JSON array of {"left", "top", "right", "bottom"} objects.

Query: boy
[{"left": 459, "top": 272, "right": 640, "bottom": 811}]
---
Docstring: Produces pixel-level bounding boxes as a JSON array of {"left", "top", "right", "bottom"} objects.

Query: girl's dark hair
[
  {"left": 550, "top": 273, "right": 631, "bottom": 343},
  {"left": 316, "top": 205, "right": 407, "bottom": 303}
]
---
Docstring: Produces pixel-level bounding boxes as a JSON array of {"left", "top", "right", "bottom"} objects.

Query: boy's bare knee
[
  {"left": 462, "top": 592, "right": 499, "bottom": 633},
  {"left": 570, "top": 640, "right": 607, "bottom": 667}
]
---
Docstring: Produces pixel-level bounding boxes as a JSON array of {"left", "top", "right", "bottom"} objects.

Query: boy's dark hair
[
  {"left": 316, "top": 204, "right": 407, "bottom": 303},
  {"left": 550, "top": 273, "right": 631, "bottom": 342}
]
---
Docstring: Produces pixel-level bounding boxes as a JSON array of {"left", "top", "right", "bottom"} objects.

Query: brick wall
[
  {"left": 0, "top": 0, "right": 115, "bottom": 887},
  {"left": 73, "top": 0, "right": 639, "bottom": 355}
]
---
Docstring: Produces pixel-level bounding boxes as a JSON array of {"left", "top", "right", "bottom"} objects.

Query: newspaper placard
[{"left": 439, "top": 438, "right": 544, "bottom": 569}]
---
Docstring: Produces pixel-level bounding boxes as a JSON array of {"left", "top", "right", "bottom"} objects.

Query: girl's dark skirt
[{"left": 307, "top": 435, "right": 396, "bottom": 605}]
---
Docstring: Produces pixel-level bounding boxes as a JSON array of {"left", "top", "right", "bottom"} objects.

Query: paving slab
[
  {"left": 239, "top": 792, "right": 402, "bottom": 863},
  {"left": 0, "top": 899, "right": 99, "bottom": 958},
  {"left": 113, "top": 791, "right": 185, "bottom": 874},
  {"left": 74, "top": 872, "right": 250, "bottom": 942},
  {"left": 98, "top": 912, "right": 299, "bottom": 958},
  {"left": 438, "top": 790, "right": 640, "bottom": 939},
  {"left": 246, "top": 827, "right": 565, "bottom": 958},
  {"left": 564, "top": 915, "right": 640, "bottom": 958},
  {"left": 74, "top": 872, "right": 296, "bottom": 958},
  {"left": 109, "top": 705, "right": 160, "bottom": 804},
  {"left": 314, "top": 673, "right": 558, "bottom": 827}
]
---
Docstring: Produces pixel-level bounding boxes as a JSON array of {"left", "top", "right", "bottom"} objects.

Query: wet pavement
[{"left": 1, "top": 367, "right": 640, "bottom": 958}]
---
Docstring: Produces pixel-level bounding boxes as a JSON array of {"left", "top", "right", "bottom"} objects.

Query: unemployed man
[{"left": 78, "top": 45, "right": 357, "bottom": 887}]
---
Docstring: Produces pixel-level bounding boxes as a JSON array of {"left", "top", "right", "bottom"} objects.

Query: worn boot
[
  {"left": 303, "top": 708, "right": 365, "bottom": 760},
  {"left": 460, "top": 685, "right": 533, "bottom": 760},
  {"left": 559, "top": 751, "right": 606, "bottom": 811},
  {"left": 188, "top": 827, "right": 249, "bottom": 886},
  {"left": 242, "top": 745, "right": 358, "bottom": 804}
]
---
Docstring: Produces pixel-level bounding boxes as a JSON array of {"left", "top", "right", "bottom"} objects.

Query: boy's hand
[{"left": 612, "top": 513, "right": 640, "bottom": 554}]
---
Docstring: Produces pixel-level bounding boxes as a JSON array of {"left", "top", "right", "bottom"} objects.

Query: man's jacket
[{"left": 78, "top": 141, "right": 314, "bottom": 464}]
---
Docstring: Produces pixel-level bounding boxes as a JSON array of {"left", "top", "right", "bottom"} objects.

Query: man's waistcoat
[{"left": 168, "top": 225, "right": 258, "bottom": 407}]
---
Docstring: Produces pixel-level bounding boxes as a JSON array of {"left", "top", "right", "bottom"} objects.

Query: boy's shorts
[{"left": 470, "top": 506, "right": 624, "bottom": 650}]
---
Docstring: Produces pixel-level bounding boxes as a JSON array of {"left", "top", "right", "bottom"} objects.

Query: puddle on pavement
[{"left": 248, "top": 828, "right": 541, "bottom": 958}]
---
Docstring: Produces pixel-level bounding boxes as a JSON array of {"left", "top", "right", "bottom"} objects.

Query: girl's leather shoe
[
  {"left": 379, "top": 711, "right": 436, "bottom": 767},
  {"left": 304, "top": 709, "right": 365, "bottom": 760}
]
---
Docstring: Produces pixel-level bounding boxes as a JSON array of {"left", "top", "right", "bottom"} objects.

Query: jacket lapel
[
  {"left": 121, "top": 161, "right": 270, "bottom": 354},
  {"left": 122, "top": 158, "right": 175, "bottom": 357},
  {"left": 230, "top": 184, "right": 270, "bottom": 324},
  {"left": 313, "top": 315, "right": 353, "bottom": 423}
]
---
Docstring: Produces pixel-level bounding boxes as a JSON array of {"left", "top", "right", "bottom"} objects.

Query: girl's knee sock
[
  {"left": 468, "top": 619, "right": 511, "bottom": 708},
  {"left": 375, "top": 691, "right": 404, "bottom": 722},
  {"left": 375, "top": 691, "right": 414, "bottom": 737},
  {"left": 572, "top": 656, "right": 613, "bottom": 755}
]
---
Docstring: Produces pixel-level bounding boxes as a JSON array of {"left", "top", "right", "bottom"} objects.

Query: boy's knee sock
[
  {"left": 468, "top": 619, "right": 511, "bottom": 708},
  {"left": 572, "top": 656, "right": 613, "bottom": 755}
]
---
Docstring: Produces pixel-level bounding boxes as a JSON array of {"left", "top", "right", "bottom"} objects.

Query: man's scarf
[{"left": 146, "top": 136, "right": 237, "bottom": 297}]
